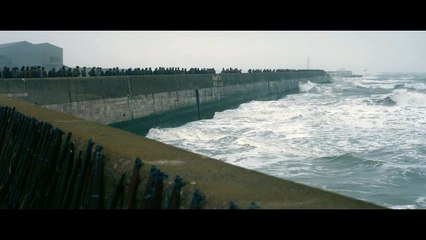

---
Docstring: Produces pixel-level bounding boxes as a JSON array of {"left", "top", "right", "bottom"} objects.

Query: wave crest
[
  {"left": 299, "top": 80, "right": 318, "bottom": 93},
  {"left": 403, "top": 82, "right": 426, "bottom": 90},
  {"left": 389, "top": 89, "right": 426, "bottom": 106},
  {"left": 317, "top": 153, "right": 383, "bottom": 168}
]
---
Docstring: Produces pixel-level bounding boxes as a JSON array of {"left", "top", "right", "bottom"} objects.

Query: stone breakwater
[{"left": 0, "top": 71, "right": 331, "bottom": 131}]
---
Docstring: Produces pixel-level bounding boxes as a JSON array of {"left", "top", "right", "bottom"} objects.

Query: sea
[{"left": 146, "top": 72, "right": 426, "bottom": 209}]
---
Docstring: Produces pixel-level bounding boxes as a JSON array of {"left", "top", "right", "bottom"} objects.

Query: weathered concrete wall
[
  {"left": 0, "top": 95, "right": 382, "bottom": 209},
  {"left": 0, "top": 71, "right": 331, "bottom": 125}
]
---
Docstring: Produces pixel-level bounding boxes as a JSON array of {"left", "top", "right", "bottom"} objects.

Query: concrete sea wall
[{"left": 0, "top": 71, "right": 331, "bottom": 128}]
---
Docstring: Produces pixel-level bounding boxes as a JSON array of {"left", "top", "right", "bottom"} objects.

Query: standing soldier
[
  {"left": 48, "top": 68, "right": 56, "bottom": 77},
  {"left": 82, "top": 67, "right": 87, "bottom": 77},
  {"left": 41, "top": 67, "right": 47, "bottom": 78}
]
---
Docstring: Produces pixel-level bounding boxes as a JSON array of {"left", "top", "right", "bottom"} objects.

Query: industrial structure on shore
[{"left": 0, "top": 41, "right": 63, "bottom": 70}]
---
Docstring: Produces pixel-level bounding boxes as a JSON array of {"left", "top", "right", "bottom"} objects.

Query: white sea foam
[
  {"left": 299, "top": 80, "right": 317, "bottom": 92},
  {"left": 146, "top": 73, "right": 426, "bottom": 209},
  {"left": 404, "top": 82, "right": 426, "bottom": 90},
  {"left": 390, "top": 89, "right": 426, "bottom": 106},
  {"left": 415, "top": 197, "right": 426, "bottom": 207},
  {"left": 388, "top": 205, "right": 417, "bottom": 209}
]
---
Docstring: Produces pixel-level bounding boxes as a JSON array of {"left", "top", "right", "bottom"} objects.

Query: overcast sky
[{"left": 1, "top": 31, "right": 426, "bottom": 73}]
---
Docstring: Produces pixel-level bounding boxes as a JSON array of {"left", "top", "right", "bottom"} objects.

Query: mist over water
[{"left": 147, "top": 73, "right": 426, "bottom": 209}]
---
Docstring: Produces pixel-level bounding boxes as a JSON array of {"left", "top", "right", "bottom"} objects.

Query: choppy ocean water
[{"left": 147, "top": 73, "right": 426, "bottom": 209}]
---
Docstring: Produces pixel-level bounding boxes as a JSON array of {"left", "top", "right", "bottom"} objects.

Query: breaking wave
[
  {"left": 389, "top": 89, "right": 426, "bottom": 106},
  {"left": 299, "top": 80, "right": 318, "bottom": 93},
  {"left": 146, "top": 72, "right": 426, "bottom": 209}
]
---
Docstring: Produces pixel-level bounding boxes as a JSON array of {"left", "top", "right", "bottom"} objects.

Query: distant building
[
  {"left": 327, "top": 69, "right": 363, "bottom": 78},
  {"left": 0, "top": 41, "right": 63, "bottom": 70}
]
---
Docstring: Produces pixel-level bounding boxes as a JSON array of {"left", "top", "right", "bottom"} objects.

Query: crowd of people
[
  {"left": 248, "top": 68, "right": 321, "bottom": 73},
  {"left": 1, "top": 65, "right": 320, "bottom": 78},
  {"left": 1, "top": 66, "right": 48, "bottom": 78},
  {"left": 0, "top": 66, "right": 218, "bottom": 78},
  {"left": 221, "top": 68, "right": 242, "bottom": 73}
]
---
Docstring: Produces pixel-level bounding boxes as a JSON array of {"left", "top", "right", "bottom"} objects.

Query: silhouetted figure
[
  {"left": 89, "top": 67, "right": 96, "bottom": 77},
  {"left": 48, "top": 68, "right": 56, "bottom": 77},
  {"left": 82, "top": 67, "right": 87, "bottom": 77}
]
